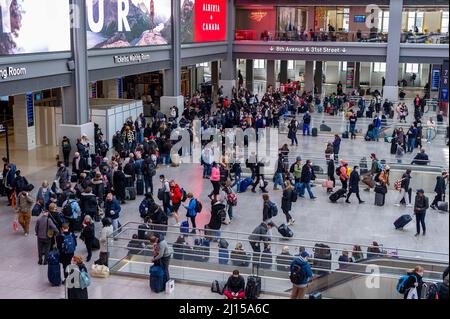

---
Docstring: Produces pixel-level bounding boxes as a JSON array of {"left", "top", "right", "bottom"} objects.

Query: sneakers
[
  {"left": 24, "top": 233, "right": 29, "bottom": 237},
  {"left": 406, "top": 204, "right": 413, "bottom": 207},
  {"left": 359, "top": 201, "right": 365, "bottom": 204},
  {"left": 345, "top": 200, "right": 350, "bottom": 204},
  {"left": 414, "top": 233, "right": 420, "bottom": 237},
  {"left": 288, "top": 219, "right": 295, "bottom": 226},
  {"left": 174, "top": 223, "right": 180, "bottom": 227},
  {"left": 430, "top": 205, "right": 437, "bottom": 210},
  {"left": 394, "top": 204, "right": 401, "bottom": 207}
]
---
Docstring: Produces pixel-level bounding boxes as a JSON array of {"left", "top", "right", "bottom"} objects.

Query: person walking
[
  {"left": 346, "top": 166, "right": 364, "bottom": 204},
  {"left": 396, "top": 169, "right": 413, "bottom": 207},
  {"left": 35, "top": 210, "right": 59, "bottom": 265},
  {"left": 299, "top": 160, "right": 316, "bottom": 199},
  {"left": 401, "top": 266, "right": 425, "bottom": 299},
  {"left": 184, "top": 193, "right": 198, "bottom": 233},
  {"left": 332, "top": 134, "right": 341, "bottom": 161},
  {"left": 248, "top": 221, "right": 275, "bottom": 254},
  {"left": 142, "top": 154, "right": 156, "bottom": 195},
  {"left": 431, "top": 171, "right": 448, "bottom": 210},
  {"left": 80, "top": 215, "right": 96, "bottom": 262},
  {"left": 426, "top": 117, "right": 436, "bottom": 143},
  {"left": 326, "top": 158, "right": 335, "bottom": 193},
  {"left": 288, "top": 118, "right": 299, "bottom": 146},
  {"left": 159, "top": 175, "right": 172, "bottom": 215},
  {"left": 17, "top": 190, "right": 34, "bottom": 236},
  {"left": 281, "top": 181, "right": 296, "bottom": 225},
  {"left": 273, "top": 154, "right": 285, "bottom": 191},
  {"left": 303, "top": 112, "right": 312, "bottom": 136},
  {"left": 208, "top": 163, "right": 221, "bottom": 201},
  {"left": 414, "top": 189, "right": 429, "bottom": 237},
  {"left": 338, "top": 160, "right": 350, "bottom": 190}
]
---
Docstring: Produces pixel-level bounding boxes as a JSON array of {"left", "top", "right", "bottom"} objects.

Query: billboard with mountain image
[{"left": 86, "top": 0, "right": 172, "bottom": 49}]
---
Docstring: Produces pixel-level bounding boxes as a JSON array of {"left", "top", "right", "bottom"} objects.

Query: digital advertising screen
[
  {"left": 86, "top": 0, "right": 172, "bottom": 49},
  {"left": 0, "top": 0, "right": 71, "bottom": 56},
  {"left": 181, "top": 0, "right": 227, "bottom": 43}
]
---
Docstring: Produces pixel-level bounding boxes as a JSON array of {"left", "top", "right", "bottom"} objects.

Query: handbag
[
  {"left": 322, "top": 180, "right": 333, "bottom": 189},
  {"left": 12, "top": 220, "right": 19, "bottom": 232},
  {"left": 90, "top": 264, "right": 110, "bottom": 278}
]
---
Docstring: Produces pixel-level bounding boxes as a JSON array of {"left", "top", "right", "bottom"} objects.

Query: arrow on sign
[
  {"left": 269, "top": 46, "right": 274, "bottom": 51},
  {"left": 342, "top": 48, "right": 347, "bottom": 53}
]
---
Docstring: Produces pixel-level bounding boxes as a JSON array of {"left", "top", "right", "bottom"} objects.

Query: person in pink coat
[{"left": 208, "top": 162, "right": 221, "bottom": 201}]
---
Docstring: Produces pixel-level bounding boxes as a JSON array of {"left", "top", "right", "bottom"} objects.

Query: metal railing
[{"left": 106, "top": 223, "right": 448, "bottom": 298}]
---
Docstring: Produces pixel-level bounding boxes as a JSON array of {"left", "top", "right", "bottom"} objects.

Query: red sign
[{"left": 194, "top": 0, "right": 227, "bottom": 42}]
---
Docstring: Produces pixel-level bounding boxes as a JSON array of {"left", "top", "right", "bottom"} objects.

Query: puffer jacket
[{"left": 210, "top": 167, "right": 221, "bottom": 182}]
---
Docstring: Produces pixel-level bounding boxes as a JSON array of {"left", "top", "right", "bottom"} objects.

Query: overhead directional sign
[{"left": 269, "top": 45, "right": 348, "bottom": 54}]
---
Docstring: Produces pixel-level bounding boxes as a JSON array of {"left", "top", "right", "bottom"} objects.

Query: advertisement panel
[
  {"left": 0, "top": 0, "right": 70, "bottom": 55},
  {"left": 181, "top": 0, "right": 227, "bottom": 43},
  {"left": 86, "top": 0, "right": 172, "bottom": 49}
]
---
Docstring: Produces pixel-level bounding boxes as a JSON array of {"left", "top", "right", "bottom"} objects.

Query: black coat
[
  {"left": 113, "top": 171, "right": 126, "bottom": 197},
  {"left": 208, "top": 202, "right": 225, "bottom": 230},
  {"left": 72, "top": 157, "right": 87, "bottom": 173},
  {"left": 281, "top": 188, "right": 293, "bottom": 211},
  {"left": 300, "top": 164, "right": 313, "bottom": 183},
  {"left": 435, "top": 176, "right": 447, "bottom": 194},
  {"left": 327, "top": 160, "right": 335, "bottom": 179},
  {"left": 349, "top": 170, "right": 360, "bottom": 191},
  {"left": 81, "top": 223, "right": 95, "bottom": 244}
]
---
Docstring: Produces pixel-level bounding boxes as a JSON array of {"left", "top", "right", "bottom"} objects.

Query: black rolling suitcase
[
  {"left": 329, "top": 189, "right": 347, "bottom": 203},
  {"left": 394, "top": 214, "right": 413, "bottom": 229},
  {"left": 126, "top": 187, "right": 137, "bottom": 200},
  {"left": 136, "top": 178, "right": 144, "bottom": 196},
  {"left": 375, "top": 192, "right": 385, "bottom": 206},
  {"left": 278, "top": 224, "right": 294, "bottom": 238},
  {"left": 245, "top": 265, "right": 262, "bottom": 299}
]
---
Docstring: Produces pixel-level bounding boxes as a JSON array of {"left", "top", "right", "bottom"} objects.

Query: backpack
[
  {"left": 289, "top": 163, "right": 296, "bottom": 174},
  {"left": 290, "top": 258, "right": 307, "bottom": 285},
  {"left": 245, "top": 277, "right": 259, "bottom": 299},
  {"left": 139, "top": 200, "right": 151, "bottom": 219},
  {"left": 181, "top": 188, "right": 187, "bottom": 202},
  {"left": 335, "top": 166, "right": 342, "bottom": 177},
  {"left": 62, "top": 201, "right": 74, "bottom": 219},
  {"left": 397, "top": 274, "right": 416, "bottom": 294},
  {"left": 227, "top": 191, "right": 237, "bottom": 207},
  {"left": 79, "top": 269, "right": 91, "bottom": 289},
  {"left": 375, "top": 161, "right": 384, "bottom": 173},
  {"left": 268, "top": 201, "right": 278, "bottom": 217},
  {"left": 425, "top": 283, "right": 440, "bottom": 300},
  {"left": 195, "top": 200, "right": 203, "bottom": 213},
  {"left": 62, "top": 233, "right": 76, "bottom": 254}
]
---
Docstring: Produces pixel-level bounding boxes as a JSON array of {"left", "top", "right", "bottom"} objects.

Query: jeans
[
  {"left": 373, "top": 127, "right": 380, "bottom": 141},
  {"left": 273, "top": 173, "right": 284, "bottom": 190},
  {"left": 346, "top": 190, "right": 362, "bottom": 202},
  {"left": 427, "top": 128, "right": 433, "bottom": 142},
  {"left": 350, "top": 124, "right": 356, "bottom": 139},
  {"left": 203, "top": 164, "right": 212, "bottom": 178},
  {"left": 299, "top": 182, "right": 315, "bottom": 199},
  {"left": 303, "top": 124, "right": 310, "bottom": 136},
  {"left": 282, "top": 208, "right": 292, "bottom": 223},
  {"left": 415, "top": 212, "right": 426, "bottom": 234},
  {"left": 162, "top": 154, "right": 171, "bottom": 165},
  {"left": 407, "top": 138, "right": 416, "bottom": 153},
  {"left": 290, "top": 135, "right": 298, "bottom": 146},
  {"left": 112, "top": 218, "right": 120, "bottom": 232},
  {"left": 144, "top": 174, "right": 153, "bottom": 195}
]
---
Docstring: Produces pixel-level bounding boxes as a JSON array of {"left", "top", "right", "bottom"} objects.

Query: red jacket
[{"left": 171, "top": 185, "right": 182, "bottom": 204}]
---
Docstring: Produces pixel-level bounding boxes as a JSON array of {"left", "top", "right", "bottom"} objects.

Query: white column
[{"left": 13, "top": 94, "right": 36, "bottom": 151}]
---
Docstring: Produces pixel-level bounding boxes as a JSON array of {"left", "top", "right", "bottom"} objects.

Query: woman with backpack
[
  {"left": 281, "top": 180, "right": 295, "bottom": 226},
  {"left": 400, "top": 266, "right": 425, "bottom": 299},
  {"left": 184, "top": 193, "right": 198, "bottom": 234},
  {"left": 67, "top": 255, "right": 89, "bottom": 299}
]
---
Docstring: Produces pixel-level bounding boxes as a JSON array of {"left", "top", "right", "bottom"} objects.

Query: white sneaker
[
  {"left": 394, "top": 204, "right": 401, "bottom": 207},
  {"left": 291, "top": 219, "right": 296, "bottom": 225},
  {"left": 406, "top": 204, "right": 413, "bottom": 207},
  {"left": 174, "top": 223, "right": 180, "bottom": 227},
  {"left": 24, "top": 233, "right": 29, "bottom": 237}
]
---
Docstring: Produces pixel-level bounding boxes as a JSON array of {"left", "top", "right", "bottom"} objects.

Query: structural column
[
  {"left": 384, "top": 0, "right": 403, "bottom": 101},
  {"left": 13, "top": 94, "right": 36, "bottom": 151},
  {"left": 60, "top": 0, "right": 94, "bottom": 160},
  {"left": 219, "top": 0, "right": 237, "bottom": 98},
  {"left": 354, "top": 62, "right": 361, "bottom": 89},
  {"left": 280, "top": 60, "right": 288, "bottom": 84},
  {"left": 245, "top": 59, "right": 254, "bottom": 93},
  {"left": 314, "top": 61, "right": 323, "bottom": 94},
  {"left": 266, "top": 60, "right": 276, "bottom": 89},
  {"left": 211, "top": 61, "right": 220, "bottom": 100},
  {"left": 304, "top": 61, "right": 315, "bottom": 93},
  {"left": 161, "top": 0, "right": 183, "bottom": 116},
  {"left": 102, "top": 79, "right": 120, "bottom": 99}
]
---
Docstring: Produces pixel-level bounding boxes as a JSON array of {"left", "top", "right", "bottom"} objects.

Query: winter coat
[
  {"left": 281, "top": 188, "right": 293, "bottom": 212},
  {"left": 79, "top": 193, "right": 98, "bottom": 217}
]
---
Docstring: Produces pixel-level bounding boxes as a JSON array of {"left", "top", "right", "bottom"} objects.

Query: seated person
[
  {"left": 338, "top": 250, "right": 353, "bottom": 269},
  {"left": 218, "top": 239, "right": 230, "bottom": 265},
  {"left": 230, "top": 242, "right": 250, "bottom": 267},
  {"left": 367, "top": 241, "right": 383, "bottom": 259},
  {"left": 276, "top": 246, "right": 294, "bottom": 272},
  {"left": 411, "top": 148, "right": 430, "bottom": 165},
  {"left": 297, "top": 246, "right": 311, "bottom": 258},
  {"left": 260, "top": 244, "right": 273, "bottom": 269},
  {"left": 173, "top": 235, "right": 191, "bottom": 260},
  {"left": 127, "top": 234, "right": 145, "bottom": 256},
  {"left": 223, "top": 270, "right": 246, "bottom": 300}
]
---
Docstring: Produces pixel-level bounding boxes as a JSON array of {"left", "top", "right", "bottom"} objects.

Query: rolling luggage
[
  {"left": 342, "top": 131, "right": 349, "bottom": 139},
  {"left": 92, "top": 237, "right": 100, "bottom": 250},
  {"left": 357, "top": 110, "right": 364, "bottom": 118},
  {"left": 309, "top": 292, "right": 323, "bottom": 299},
  {"left": 329, "top": 189, "right": 347, "bottom": 203},
  {"left": 239, "top": 178, "right": 254, "bottom": 193},
  {"left": 375, "top": 184, "right": 387, "bottom": 194},
  {"left": 149, "top": 265, "right": 166, "bottom": 293},
  {"left": 180, "top": 221, "right": 190, "bottom": 235},
  {"left": 362, "top": 175, "right": 375, "bottom": 188},
  {"left": 278, "top": 224, "right": 294, "bottom": 238},
  {"left": 394, "top": 214, "right": 413, "bottom": 229},
  {"left": 437, "top": 201, "right": 448, "bottom": 212},
  {"left": 136, "top": 178, "right": 144, "bottom": 196},
  {"left": 125, "top": 187, "right": 137, "bottom": 200},
  {"left": 47, "top": 249, "right": 61, "bottom": 287},
  {"left": 171, "top": 153, "right": 180, "bottom": 167},
  {"left": 312, "top": 128, "right": 318, "bottom": 137},
  {"left": 375, "top": 192, "right": 385, "bottom": 206}
]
